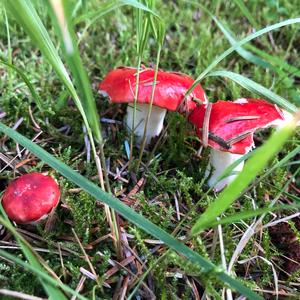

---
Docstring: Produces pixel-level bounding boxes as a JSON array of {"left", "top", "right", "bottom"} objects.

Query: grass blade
[
  {"left": 208, "top": 70, "right": 298, "bottom": 112},
  {"left": 200, "top": 17, "right": 300, "bottom": 79},
  {"left": 185, "top": 17, "right": 300, "bottom": 96},
  {"left": 0, "top": 59, "right": 44, "bottom": 112},
  {"left": 4, "top": 0, "right": 99, "bottom": 141},
  {"left": 0, "top": 121, "right": 262, "bottom": 299},
  {"left": 246, "top": 44, "right": 300, "bottom": 77},
  {"left": 204, "top": 1, "right": 300, "bottom": 78},
  {"left": 3, "top": 7, "right": 12, "bottom": 92},
  {"left": 75, "top": 0, "right": 160, "bottom": 24},
  {"left": 231, "top": 0, "right": 258, "bottom": 28},
  {"left": 260, "top": 145, "right": 300, "bottom": 182},
  {"left": 47, "top": 0, "right": 101, "bottom": 143},
  {"left": 129, "top": 0, "right": 164, "bottom": 161},
  {"left": 205, "top": 204, "right": 300, "bottom": 228},
  {"left": 189, "top": 2, "right": 272, "bottom": 71},
  {"left": 0, "top": 212, "right": 67, "bottom": 300},
  {"left": 191, "top": 112, "right": 300, "bottom": 235},
  {"left": 211, "top": 19, "right": 274, "bottom": 70}
]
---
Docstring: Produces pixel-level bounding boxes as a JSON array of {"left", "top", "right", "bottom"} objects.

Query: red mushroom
[
  {"left": 99, "top": 66, "right": 207, "bottom": 145},
  {"left": 189, "top": 98, "right": 289, "bottom": 191},
  {"left": 1, "top": 172, "right": 60, "bottom": 224}
]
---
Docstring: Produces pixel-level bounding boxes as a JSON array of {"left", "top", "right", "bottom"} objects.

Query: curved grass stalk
[
  {"left": 185, "top": 17, "right": 300, "bottom": 107},
  {"left": 208, "top": 70, "right": 297, "bottom": 112},
  {"left": 0, "top": 59, "right": 44, "bottom": 112}
]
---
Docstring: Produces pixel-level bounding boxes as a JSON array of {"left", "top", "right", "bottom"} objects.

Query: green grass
[{"left": 0, "top": 0, "right": 300, "bottom": 299}]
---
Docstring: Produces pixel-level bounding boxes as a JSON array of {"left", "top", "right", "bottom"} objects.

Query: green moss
[
  {"left": 0, "top": 259, "right": 44, "bottom": 297},
  {"left": 0, "top": 0, "right": 300, "bottom": 298},
  {"left": 66, "top": 191, "right": 99, "bottom": 242}
]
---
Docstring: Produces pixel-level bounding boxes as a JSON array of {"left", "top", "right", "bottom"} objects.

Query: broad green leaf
[
  {"left": 208, "top": 70, "right": 298, "bottom": 112},
  {"left": 0, "top": 122, "right": 262, "bottom": 300},
  {"left": 191, "top": 116, "right": 299, "bottom": 235}
]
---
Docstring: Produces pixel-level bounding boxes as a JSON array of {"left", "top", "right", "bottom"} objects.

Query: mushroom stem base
[
  {"left": 125, "top": 103, "right": 167, "bottom": 145},
  {"left": 206, "top": 149, "right": 244, "bottom": 192}
]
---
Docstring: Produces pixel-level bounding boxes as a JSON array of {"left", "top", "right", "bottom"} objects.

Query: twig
[
  {"left": 72, "top": 229, "right": 99, "bottom": 284},
  {"left": 28, "top": 105, "right": 41, "bottom": 129},
  {"left": 82, "top": 125, "right": 91, "bottom": 163},
  {"left": 225, "top": 116, "right": 259, "bottom": 123},
  {"left": 263, "top": 212, "right": 300, "bottom": 229},
  {"left": 202, "top": 102, "right": 212, "bottom": 147},
  {"left": 218, "top": 224, "right": 233, "bottom": 300},
  {"left": 0, "top": 131, "right": 43, "bottom": 173},
  {"left": 225, "top": 129, "right": 253, "bottom": 146},
  {"left": 238, "top": 256, "right": 279, "bottom": 300},
  {"left": 71, "top": 276, "right": 86, "bottom": 300},
  {"left": 0, "top": 289, "right": 45, "bottom": 300},
  {"left": 12, "top": 117, "right": 24, "bottom": 130}
]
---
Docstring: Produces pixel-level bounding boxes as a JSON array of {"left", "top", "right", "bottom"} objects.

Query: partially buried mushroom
[
  {"left": 1, "top": 172, "right": 60, "bottom": 224},
  {"left": 189, "top": 98, "right": 291, "bottom": 192},
  {"left": 99, "top": 66, "right": 207, "bottom": 145}
]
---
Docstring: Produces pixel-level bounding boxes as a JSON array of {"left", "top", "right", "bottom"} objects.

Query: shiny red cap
[
  {"left": 188, "top": 98, "right": 285, "bottom": 154},
  {"left": 2, "top": 173, "right": 60, "bottom": 224},
  {"left": 99, "top": 67, "right": 207, "bottom": 113}
]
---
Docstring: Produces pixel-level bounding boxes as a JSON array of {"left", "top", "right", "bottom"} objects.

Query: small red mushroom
[
  {"left": 189, "top": 98, "right": 289, "bottom": 191},
  {"left": 99, "top": 66, "right": 207, "bottom": 145},
  {"left": 1, "top": 172, "right": 60, "bottom": 224}
]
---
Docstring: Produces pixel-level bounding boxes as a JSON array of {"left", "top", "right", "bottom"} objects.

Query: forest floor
[{"left": 0, "top": 1, "right": 300, "bottom": 299}]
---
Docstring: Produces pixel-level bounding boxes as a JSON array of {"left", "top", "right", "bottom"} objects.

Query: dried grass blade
[
  {"left": 225, "top": 116, "right": 260, "bottom": 123},
  {"left": 202, "top": 103, "right": 212, "bottom": 147}
]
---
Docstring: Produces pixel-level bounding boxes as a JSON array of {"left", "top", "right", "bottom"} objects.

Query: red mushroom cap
[
  {"left": 99, "top": 67, "right": 207, "bottom": 113},
  {"left": 188, "top": 98, "right": 285, "bottom": 154},
  {"left": 2, "top": 173, "right": 60, "bottom": 224}
]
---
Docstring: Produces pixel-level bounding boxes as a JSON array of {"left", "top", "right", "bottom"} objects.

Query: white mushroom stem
[
  {"left": 125, "top": 103, "right": 167, "bottom": 145},
  {"left": 206, "top": 149, "right": 245, "bottom": 192}
]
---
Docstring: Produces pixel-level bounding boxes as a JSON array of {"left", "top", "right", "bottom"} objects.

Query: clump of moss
[{"left": 66, "top": 191, "right": 99, "bottom": 242}]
